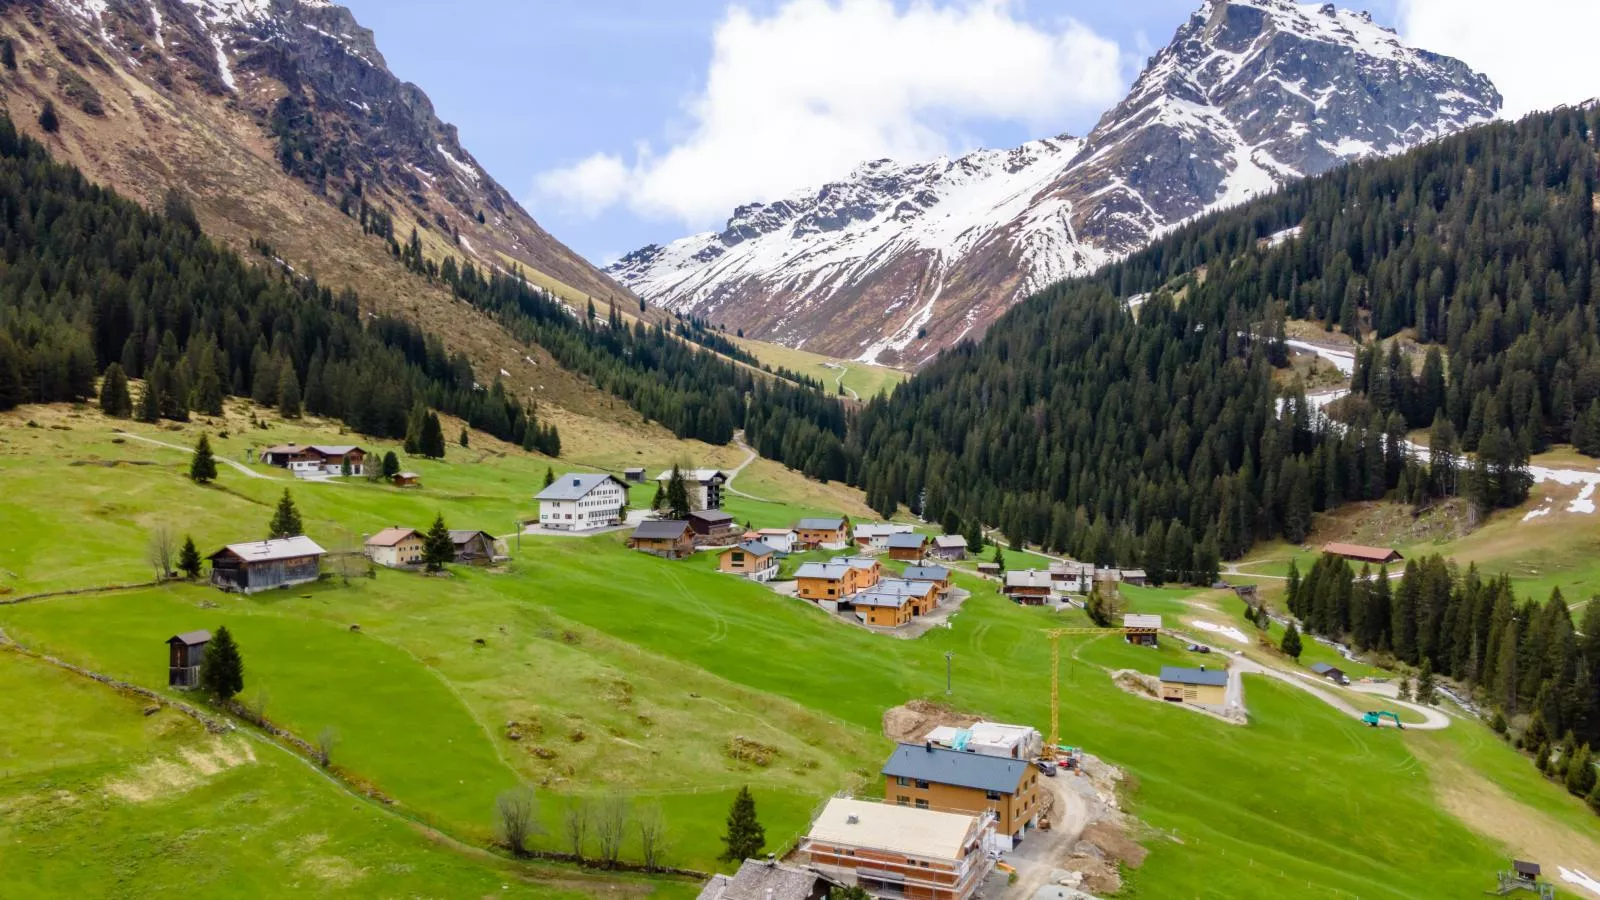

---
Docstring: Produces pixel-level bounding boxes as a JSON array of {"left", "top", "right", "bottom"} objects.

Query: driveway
[
  {"left": 1007, "top": 770, "right": 1092, "bottom": 900},
  {"left": 518, "top": 509, "right": 650, "bottom": 539}
]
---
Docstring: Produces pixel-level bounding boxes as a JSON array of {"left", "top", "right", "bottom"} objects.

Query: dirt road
[
  {"left": 117, "top": 431, "right": 274, "bottom": 480},
  {"left": 726, "top": 431, "right": 771, "bottom": 502},
  {"left": 1007, "top": 773, "right": 1091, "bottom": 900}
]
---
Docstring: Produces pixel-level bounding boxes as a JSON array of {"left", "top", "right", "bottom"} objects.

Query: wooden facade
[
  {"left": 450, "top": 530, "right": 498, "bottom": 564},
  {"left": 208, "top": 537, "right": 326, "bottom": 594},
  {"left": 719, "top": 542, "right": 778, "bottom": 581},
  {"left": 794, "top": 517, "right": 851, "bottom": 549},
  {"left": 882, "top": 744, "right": 1043, "bottom": 839},
  {"left": 167, "top": 631, "right": 210, "bottom": 689},
  {"left": 628, "top": 521, "right": 696, "bottom": 559}
]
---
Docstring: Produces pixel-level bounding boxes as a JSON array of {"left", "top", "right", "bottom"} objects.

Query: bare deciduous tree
[
  {"left": 595, "top": 796, "right": 631, "bottom": 868},
  {"left": 146, "top": 525, "right": 176, "bottom": 580},
  {"left": 497, "top": 785, "right": 542, "bottom": 858},
  {"left": 563, "top": 797, "right": 591, "bottom": 860},
  {"left": 329, "top": 527, "right": 371, "bottom": 585},
  {"left": 316, "top": 726, "right": 340, "bottom": 768},
  {"left": 636, "top": 804, "right": 668, "bottom": 872}
]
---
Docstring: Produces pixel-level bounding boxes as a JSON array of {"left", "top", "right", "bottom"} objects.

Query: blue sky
[{"left": 334, "top": 0, "right": 1587, "bottom": 268}]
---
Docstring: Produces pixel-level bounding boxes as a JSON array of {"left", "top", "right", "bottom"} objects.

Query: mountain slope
[{"left": 609, "top": 0, "right": 1500, "bottom": 366}]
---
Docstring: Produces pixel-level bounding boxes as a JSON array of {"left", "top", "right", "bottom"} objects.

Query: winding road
[
  {"left": 1225, "top": 652, "right": 1451, "bottom": 730},
  {"left": 726, "top": 430, "right": 771, "bottom": 502},
  {"left": 117, "top": 431, "right": 274, "bottom": 480}
]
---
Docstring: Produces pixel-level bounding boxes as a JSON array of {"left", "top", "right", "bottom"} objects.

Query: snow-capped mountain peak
[{"left": 609, "top": 0, "right": 1500, "bottom": 367}]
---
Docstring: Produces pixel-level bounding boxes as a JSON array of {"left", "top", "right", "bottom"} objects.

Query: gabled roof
[
  {"left": 933, "top": 535, "right": 968, "bottom": 548},
  {"left": 874, "top": 578, "right": 934, "bottom": 597},
  {"left": 1160, "top": 666, "right": 1228, "bottom": 687},
  {"left": 1309, "top": 662, "right": 1339, "bottom": 674},
  {"left": 210, "top": 536, "right": 327, "bottom": 563},
  {"left": 264, "top": 443, "right": 361, "bottom": 456},
  {"left": 727, "top": 541, "right": 775, "bottom": 558},
  {"left": 448, "top": 530, "right": 495, "bottom": 546},
  {"left": 855, "top": 591, "right": 913, "bottom": 608},
  {"left": 855, "top": 523, "right": 912, "bottom": 538},
  {"left": 632, "top": 520, "right": 693, "bottom": 540},
  {"left": 1322, "top": 542, "right": 1403, "bottom": 563},
  {"left": 1004, "top": 569, "right": 1052, "bottom": 589},
  {"left": 656, "top": 468, "right": 727, "bottom": 484},
  {"left": 795, "top": 563, "right": 849, "bottom": 580},
  {"left": 1122, "top": 613, "right": 1162, "bottom": 630},
  {"left": 758, "top": 528, "right": 796, "bottom": 537},
  {"left": 796, "top": 517, "right": 847, "bottom": 531},
  {"left": 903, "top": 565, "right": 950, "bottom": 581},
  {"left": 536, "top": 472, "right": 627, "bottom": 501},
  {"left": 699, "top": 859, "right": 828, "bottom": 900},
  {"left": 167, "top": 630, "right": 211, "bottom": 646},
  {"left": 366, "top": 527, "right": 421, "bottom": 547},
  {"left": 885, "top": 532, "right": 930, "bottom": 549},
  {"left": 689, "top": 509, "right": 735, "bottom": 524},
  {"left": 881, "top": 742, "right": 1028, "bottom": 794}
]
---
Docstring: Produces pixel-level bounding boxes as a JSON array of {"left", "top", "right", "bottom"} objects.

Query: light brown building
[
  {"left": 795, "top": 563, "right": 859, "bottom": 601},
  {"left": 1322, "top": 542, "right": 1404, "bottom": 565},
  {"left": 795, "top": 516, "right": 851, "bottom": 549},
  {"left": 1002, "top": 569, "right": 1053, "bottom": 606},
  {"left": 628, "top": 520, "right": 696, "bottom": 559},
  {"left": 881, "top": 742, "right": 1043, "bottom": 841},
  {"left": 800, "top": 797, "right": 997, "bottom": 900},
  {"left": 855, "top": 592, "right": 915, "bottom": 627},
  {"left": 365, "top": 527, "right": 425, "bottom": 568},
  {"left": 885, "top": 532, "right": 930, "bottom": 561},
  {"left": 719, "top": 541, "right": 779, "bottom": 581},
  {"left": 1159, "top": 666, "right": 1228, "bottom": 706}
]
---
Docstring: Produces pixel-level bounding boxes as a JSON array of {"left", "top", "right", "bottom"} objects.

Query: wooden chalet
[
  {"left": 930, "top": 535, "right": 968, "bottom": 561},
  {"left": 629, "top": 520, "right": 696, "bottom": 559},
  {"left": 167, "top": 630, "right": 210, "bottom": 689},
  {"left": 794, "top": 517, "right": 851, "bottom": 550},
  {"left": 903, "top": 565, "right": 953, "bottom": 596},
  {"left": 208, "top": 536, "right": 326, "bottom": 594},
  {"left": 1322, "top": 542, "right": 1404, "bottom": 565},
  {"left": 1122, "top": 613, "right": 1162, "bottom": 647},
  {"left": 719, "top": 541, "right": 779, "bottom": 582},
  {"left": 364, "top": 527, "right": 424, "bottom": 568},
  {"left": 1002, "top": 569, "right": 1052, "bottom": 605},
  {"left": 449, "top": 530, "right": 499, "bottom": 564},
  {"left": 688, "top": 509, "right": 740, "bottom": 545},
  {"left": 392, "top": 471, "right": 421, "bottom": 488},
  {"left": 261, "top": 443, "right": 366, "bottom": 476},
  {"left": 885, "top": 532, "right": 931, "bottom": 562}
]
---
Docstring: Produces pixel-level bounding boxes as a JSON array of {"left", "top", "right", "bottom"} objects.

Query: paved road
[{"left": 117, "top": 431, "right": 275, "bottom": 480}]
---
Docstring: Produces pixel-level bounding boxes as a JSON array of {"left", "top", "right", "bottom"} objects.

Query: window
[
  {"left": 915, "top": 780, "right": 929, "bottom": 790},
  {"left": 896, "top": 796, "right": 910, "bottom": 806},
  {"left": 915, "top": 799, "right": 929, "bottom": 810},
  {"left": 985, "top": 790, "right": 1002, "bottom": 801},
  {"left": 895, "top": 776, "right": 910, "bottom": 787}
]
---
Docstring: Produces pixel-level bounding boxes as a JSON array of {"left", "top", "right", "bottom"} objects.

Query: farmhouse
[
  {"left": 535, "top": 473, "right": 629, "bottom": 532},
  {"left": 795, "top": 517, "right": 851, "bottom": 550},
  {"left": 1121, "top": 568, "right": 1149, "bottom": 587},
  {"left": 923, "top": 722, "right": 1043, "bottom": 760},
  {"left": 885, "top": 532, "right": 931, "bottom": 561},
  {"left": 855, "top": 591, "right": 915, "bottom": 627},
  {"left": 1123, "top": 613, "right": 1162, "bottom": 647},
  {"left": 208, "top": 536, "right": 326, "bottom": 594},
  {"left": 854, "top": 522, "right": 914, "bottom": 549},
  {"left": 800, "top": 797, "right": 998, "bottom": 900},
  {"left": 262, "top": 443, "right": 366, "bottom": 477},
  {"left": 655, "top": 468, "right": 728, "bottom": 510},
  {"left": 392, "top": 471, "right": 421, "bottom": 488},
  {"left": 1049, "top": 560, "right": 1095, "bottom": 594},
  {"left": 1002, "top": 569, "right": 1053, "bottom": 605},
  {"left": 1159, "top": 666, "right": 1228, "bottom": 706},
  {"left": 1310, "top": 662, "right": 1349, "bottom": 685},
  {"left": 623, "top": 467, "right": 647, "bottom": 484},
  {"left": 364, "top": 527, "right": 424, "bottom": 568},
  {"left": 449, "top": 530, "right": 499, "bottom": 564},
  {"left": 720, "top": 542, "right": 779, "bottom": 581},
  {"left": 976, "top": 562, "right": 1001, "bottom": 577},
  {"left": 1322, "top": 542, "right": 1404, "bottom": 565},
  {"left": 881, "top": 742, "right": 1044, "bottom": 842},
  {"left": 166, "top": 630, "right": 209, "bottom": 689},
  {"left": 697, "top": 858, "right": 838, "bottom": 900},
  {"left": 628, "top": 520, "right": 696, "bottom": 559},
  {"left": 755, "top": 528, "right": 798, "bottom": 554},
  {"left": 902, "top": 565, "right": 952, "bottom": 596},
  {"left": 930, "top": 535, "right": 968, "bottom": 561},
  {"left": 795, "top": 563, "right": 858, "bottom": 602},
  {"left": 688, "top": 509, "right": 741, "bottom": 545}
]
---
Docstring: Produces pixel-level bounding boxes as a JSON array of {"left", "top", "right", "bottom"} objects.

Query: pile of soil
[
  {"left": 882, "top": 699, "right": 979, "bottom": 743},
  {"left": 1111, "top": 669, "right": 1159, "bottom": 699},
  {"left": 1081, "top": 821, "right": 1147, "bottom": 869}
]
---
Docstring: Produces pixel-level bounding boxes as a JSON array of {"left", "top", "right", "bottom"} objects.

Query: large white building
[{"left": 535, "top": 473, "right": 629, "bottom": 531}]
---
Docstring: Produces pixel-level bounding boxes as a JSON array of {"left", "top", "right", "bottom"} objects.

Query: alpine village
[{"left": 4, "top": 1, "right": 1600, "bottom": 898}]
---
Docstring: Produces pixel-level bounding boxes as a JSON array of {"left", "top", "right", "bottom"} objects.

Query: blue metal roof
[
  {"left": 536, "top": 472, "right": 625, "bottom": 501},
  {"left": 880, "top": 743, "right": 1028, "bottom": 794},
  {"left": 903, "top": 566, "right": 950, "bottom": 581},
  {"left": 1160, "top": 666, "right": 1227, "bottom": 687}
]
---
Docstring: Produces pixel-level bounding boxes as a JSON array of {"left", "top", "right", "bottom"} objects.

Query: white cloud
[
  {"left": 534, "top": 0, "right": 1127, "bottom": 226},
  {"left": 1396, "top": 0, "right": 1600, "bottom": 119}
]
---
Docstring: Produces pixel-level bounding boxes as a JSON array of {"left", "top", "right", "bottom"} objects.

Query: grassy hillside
[
  {"left": 4, "top": 404, "right": 1599, "bottom": 897},
  {"left": 729, "top": 337, "right": 907, "bottom": 400}
]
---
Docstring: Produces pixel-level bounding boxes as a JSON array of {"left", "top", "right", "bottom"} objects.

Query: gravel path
[{"left": 117, "top": 431, "right": 275, "bottom": 480}]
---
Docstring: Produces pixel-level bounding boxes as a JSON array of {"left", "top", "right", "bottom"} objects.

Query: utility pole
[{"left": 945, "top": 651, "right": 954, "bottom": 695}]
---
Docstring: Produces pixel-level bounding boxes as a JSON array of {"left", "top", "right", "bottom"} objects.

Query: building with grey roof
[
  {"left": 696, "top": 858, "right": 835, "bottom": 900},
  {"left": 535, "top": 473, "right": 629, "bottom": 531}
]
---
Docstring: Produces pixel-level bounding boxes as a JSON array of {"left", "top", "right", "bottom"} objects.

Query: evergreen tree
[
  {"left": 1, "top": 39, "right": 16, "bottom": 72},
  {"left": 382, "top": 450, "right": 400, "bottom": 478},
  {"left": 666, "top": 465, "right": 692, "bottom": 519},
  {"left": 268, "top": 489, "right": 303, "bottom": 539},
  {"left": 1281, "top": 622, "right": 1303, "bottom": 660},
  {"left": 966, "top": 524, "right": 985, "bottom": 554},
  {"left": 404, "top": 403, "right": 427, "bottom": 455},
  {"left": 1567, "top": 745, "right": 1596, "bottom": 798},
  {"left": 38, "top": 100, "right": 58, "bottom": 134},
  {"left": 1415, "top": 658, "right": 1436, "bottom": 706},
  {"left": 189, "top": 434, "right": 218, "bottom": 484},
  {"left": 137, "top": 378, "right": 160, "bottom": 423},
  {"left": 177, "top": 536, "right": 202, "bottom": 579},
  {"left": 340, "top": 455, "right": 352, "bottom": 477},
  {"left": 99, "top": 363, "right": 131, "bottom": 418},
  {"left": 199, "top": 625, "right": 244, "bottom": 701},
  {"left": 421, "top": 412, "right": 446, "bottom": 458},
  {"left": 651, "top": 481, "right": 666, "bottom": 511},
  {"left": 459, "top": 427, "right": 469, "bottom": 448},
  {"left": 544, "top": 467, "right": 555, "bottom": 488},
  {"left": 993, "top": 545, "right": 1006, "bottom": 574},
  {"left": 422, "top": 513, "right": 454, "bottom": 572},
  {"left": 720, "top": 786, "right": 765, "bottom": 863},
  {"left": 278, "top": 366, "right": 302, "bottom": 418}
]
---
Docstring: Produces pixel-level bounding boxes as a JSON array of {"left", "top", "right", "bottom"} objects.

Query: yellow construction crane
[{"left": 1043, "top": 628, "right": 1121, "bottom": 751}]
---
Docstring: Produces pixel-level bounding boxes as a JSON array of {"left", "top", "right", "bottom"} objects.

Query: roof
[
  {"left": 1122, "top": 614, "right": 1162, "bottom": 630},
  {"left": 210, "top": 536, "right": 327, "bottom": 563},
  {"left": 632, "top": 520, "right": 693, "bottom": 540},
  {"left": 1122, "top": 569, "right": 1148, "bottom": 579},
  {"left": 1051, "top": 561, "right": 1095, "bottom": 575},
  {"left": 885, "top": 533, "right": 929, "bottom": 549},
  {"left": 796, "top": 517, "right": 847, "bottom": 531},
  {"left": 875, "top": 578, "right": 934, "bottom": 596},
  {"left": 806, "top": 797, "right": 979, "bottom": 861},
  {"left": 167, "top": 630, "right": 211, "bottom": 646},
  {"left": 1322, "top": 542, "right": 1403, "bottom": 563},
  {"left": 795, "top": 563, "right": 849, "bottom": 580},
  {"left": 1004, "top": 569, "right": 1053, "bottom": 589},
  {"left": 365, "top": 527, "right": 420, "bottom": 547},
  {"left": 536, "top": 472, "right": 627, "bottom": 501},
  {"left": 758, "top": 528, "right": 796, "bottom": 536},
  {"left": 1309, "top": 662, "right": 1340, "bottom": 674},
  {"left": 698, "top": 860, "right": 826, "bottom": 900},
  {"left": 727, "top": 541, "right": 775, "bottom": 558},
  {"left": 1514, "top": 860, "right": 1542, "bottom": 878},
  {"left": 855, "top": 523, "right": 912, "bottom": 538},
  {"left": 977, "top": 562, "right": 1001, "bottom": 571},
  {"left": 623, "top": 467, "right": 646, "bottom": 474},
  {"left": 395, "top": 471, "right": 420, "bottom": 479},
  {"left": 925, "top": 722, "right": 1039, "bottom": 754},
  {"left": 903, "top": 565, "right": 950, "bottom": 581},
  {"left": 656, "top": 468, "right": 727, "bottom": 484},
  {"left": 448, "top": 530, "right": 494, "bottom": 546},
  {"left": 688, "top": 509, "right": 735, "bottom": 524},
  {"left": 1160, "top": 666, "right": 1228, "bottom": 687},
  {"left": 854, "top": 591, "right": 913, "bottom": 609},
  {"left": 834, "top": 556, "right": 879, "bottom": 571},
  {"left": 933, "top": 535, "right": 968, "bottom": 548},
  {"left": 882, "top": 742, "right": 1029, "bottom": 794},
  {"left": 263, "top": 443, "right": 362, "bottom": 456}
]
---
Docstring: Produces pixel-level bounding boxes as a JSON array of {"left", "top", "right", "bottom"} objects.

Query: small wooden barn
[
  {"left": 449, "top": 530, "right": 499, "bottom": 564},
  {"left": 167, "top": 630, "right": 211, "bottom": 688},
  {"left": 209, "top": 536, "right": 327, "bottom": 594}
]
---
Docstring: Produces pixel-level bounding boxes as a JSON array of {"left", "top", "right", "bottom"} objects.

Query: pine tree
[
  {"left": 666, "top": 465, "right": 692, "bottom": 519},
  {"left": 38, "top": 100, "right": 58, "bottom": 134},
  {"left": 268, "top": 489, "right": 303, "bottom": 539},
  {"left": 651, "top": 481, "right": 666, "bottom": 511},
  {"left": 720, "top": 786, "right": 765, "bottom": 863},
  {"left": 993, "top": 545, "right": 1006, "bottom": 574},
  {"left": 199, "top": 625, "right": 244, "bottom": 701},
  {"left": 278, "top": 366, "right": 302, "bottom": 418},
  {"left": 340, "top": 455, "right": 352, "bottom": 477},
  {"left": 543, "top": 467, "right": 555, "bottom": 488},
  {"left": 404, "top": 402, "right": 427, "bottom": 455},
  {"left": 1415, "top": 658, "right": 1436, "bottom": 706},
  {"left": 99, "top": 363, "right": 132, "bottom": 418},
  {"left": 137, "top": 378, "right": 160, "bottom": 423},
  {"left": 189, "top": 434, "right": 218, "bottom": 484},
  {"left": 1, "top": 39, "right": 16, "bottom": 72},
  {"left": 1281, "top": 622, "right": 1303, "bottom": 660},
  {"left": 966, "top": 523, "right": 985, "bottom": 554},
  {"left": 177, "top": 536, "right": 202, "bottom": 579},
  {"left": 459, "top": 427, "right": 469, "bottom": 448},
  {"left": 422, "top": 412, "right": 446, "bottom": 458},
  {"left": 423, "top": 513, "right": 454, "bottom": 572},
  {"left": 382, "top": 451, "right": 400, "bottom": 478},
  {"left": 1567, "top": 744, "right": 1596, "bottom": 797}
]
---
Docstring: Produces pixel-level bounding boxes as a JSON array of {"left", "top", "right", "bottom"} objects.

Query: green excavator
[{"left": 1362, "top": 710, "right": 1405, "bottom": 729}]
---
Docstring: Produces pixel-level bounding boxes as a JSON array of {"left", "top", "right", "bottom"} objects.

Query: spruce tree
[
  {"left": 382, "top": 451, "right": 400, "bottom": 478},
  {"left": 651, "top": 481, "right": 666, "bottom": 511},
  {"left": 38, "top": 100, "right": 58, "bottom": 134},
  {"left": 278, "top": 366, "right": 302, "bottom": 418},
  {"left": 99, "top": 363, "right": 132, "bottom": 418},
  {"left": 1281, "top": 622, "right": 1303, "bottom": 660},
  {"left": 1, "top": 39, "right": 16, "bottom": 72},
  {"left": 404, "top": 402, "right": 427, "bottom": 455},
  {"left": 177, "top": 536, "right": 202, "bottom": 579},
  {"left": 189, "top": 434, "right": 218, "bottom": 484},
  {"left": 422, "top": 412, "right": 446, "bottom": 458},
  {"left": 423, "top": 513, "right": 454, "bottom": 572},
  {"left": 199, "top": 625, "right": 244, "bottom": 701},
  {"left": 666, "top": 465, "right": 692, "bottom": 519},
  {"left": 268, "top": 489, "right": 303, "bottom": 539},
  {"left": 459, "top": 427, "right": 469, "bottom": 448},
  {"left": 966, "top": 523, "right": 985, "bottom": 554},
  {"left": 720, "top": 786, "right": 765, "bottom": 863},
  {"left": 137, "top": 378, "right": 161, "bottom": 423},
  {"left": 543, "top": 467, "right": 555, "bottom": 488},
  {"left": 1415, "top": 658, "right": 1436, "bottom": 706}
]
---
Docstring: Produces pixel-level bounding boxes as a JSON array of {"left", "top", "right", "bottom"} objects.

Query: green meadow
[{"left": 3, "top": 405, "right": 1600, "bottom": 897}]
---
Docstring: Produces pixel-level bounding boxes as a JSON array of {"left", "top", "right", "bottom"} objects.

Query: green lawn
[{"left": 728, "top": 337, "right": 907, "bottom": 400}]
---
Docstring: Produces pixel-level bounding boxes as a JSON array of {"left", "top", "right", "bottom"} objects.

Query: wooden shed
[
  {"left": 208, "top": 536, "right": 326, "bottom": 594},
  {"left": 449, "top": 530, "right": 499, "bottom": 564},
  {"left": 1322, "top": 542, "right": 1404, "bottom": 565},
  {"left": 167, "top": 630, "right": 211, "bottom": 689}
]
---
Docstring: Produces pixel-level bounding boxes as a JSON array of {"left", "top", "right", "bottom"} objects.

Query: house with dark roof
[
  {"left": 903, "top": 565, "right": 952, "bottom": 596},
  {"left": 1309, "top": 662, "right": 1349, "bottom": 685},
  {"left": 1159, "top": 666, "right": 1228, "bottom": 706},
  {"left": 688, "top": 509, "right": 740, "bottom": 545},
  {"left": 261, "top": 443, "right": 366, "bottom": 476},
  {"left": 655, "top": 468, "right": 728, "bottom": 510},
  {"left": 535, "top": 473, "right": 629, "bottom": 531},
  {"left": 719, "top": 541, "right": 778, "bottom": 581},
  {"left": 628, "top": 520, "right": 695, "bottom": 559},
  {"left": 696, "top": 858, "right": 837, "bottom": 900},
  {"left": 930, "top": 534, "right": 969, "bottom": 561},
  {"left": 881, "top": 742, "right": 1043, "bottom": 841},
  {"left": 166, "top": 631, "right": 210, "bottom": 689},
  {"left": 854, "top": 590, "right": 916, "bottom": 627},
  {"left": 795, "top": 563, "right": 856, "bottom": 603}
]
